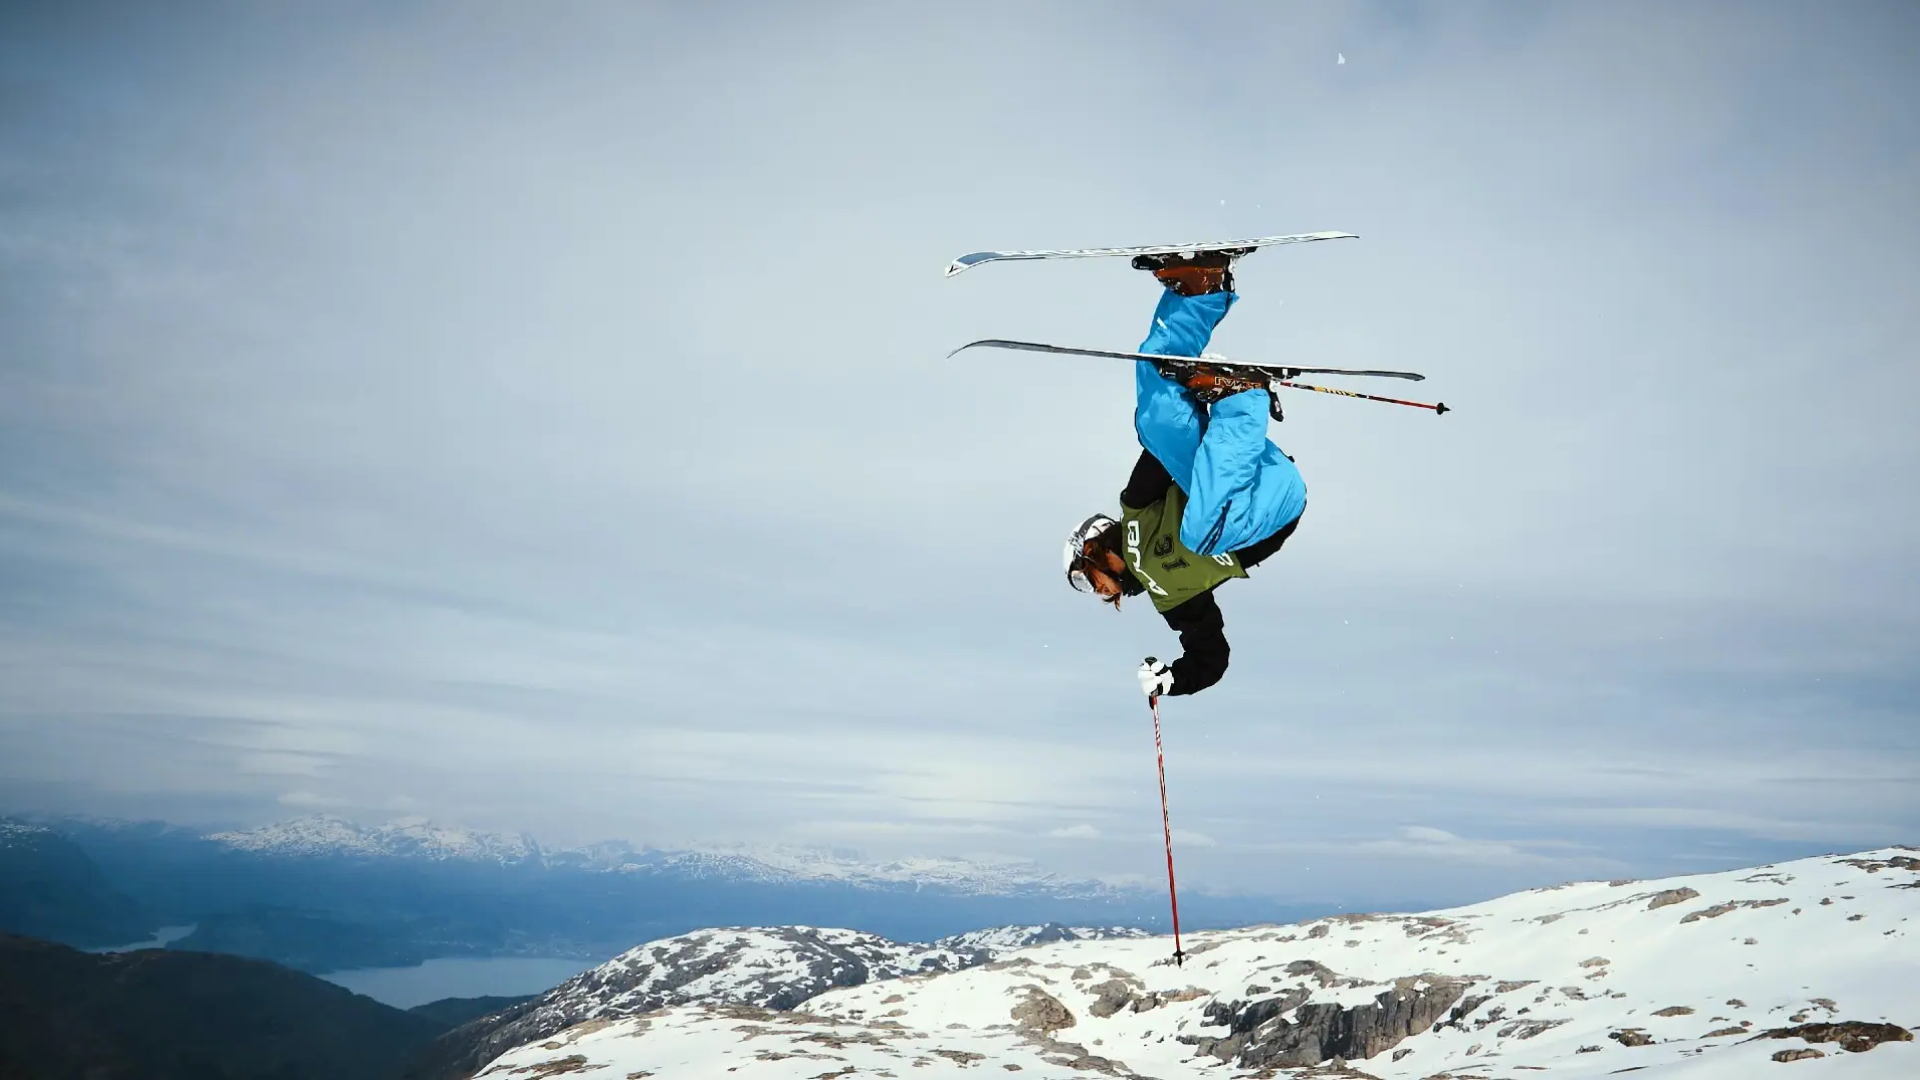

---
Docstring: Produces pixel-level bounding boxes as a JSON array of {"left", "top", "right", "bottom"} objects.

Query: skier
[{"left": 1062, "top": 251, "right": 1307, "bottom": 698}]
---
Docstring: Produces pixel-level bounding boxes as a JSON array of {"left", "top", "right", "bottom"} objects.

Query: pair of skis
[{"left": 944, "top": 231, "right": 1448, "bottom": 417}]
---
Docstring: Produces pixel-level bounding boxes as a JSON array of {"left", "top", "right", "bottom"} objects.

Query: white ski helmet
[{"left": 1063, "top": 513, "right": 1119, "bottom": 594}]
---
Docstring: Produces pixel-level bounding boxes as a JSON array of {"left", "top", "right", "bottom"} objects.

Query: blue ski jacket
[{"left": 1134, "top": 289, "right": 1307, "bottom": 555}]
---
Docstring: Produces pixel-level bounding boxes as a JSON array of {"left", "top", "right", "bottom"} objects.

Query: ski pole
[
  {"left": 1147, "top": 680, "right": 1186, "bottom": 966},
  {"left": 1273, "top": 379, "right": 1449, "bottom": 415}
]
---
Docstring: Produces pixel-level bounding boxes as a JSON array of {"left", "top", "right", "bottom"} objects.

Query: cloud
[
  {"left": 1355, "top": 826, "right": 1562, "bottom": 867},
  {"left": 0, "top": 1, "right": 1915, "bottom": 905},
  {"left": 1048, "top": 824, "right": 1102, "bottom": 840},
  {"left": 236, "top": 753, "right": 330, "bottom": 778},
  {"left": 277, "top": 790, "right": 346, "bottom": 809}
]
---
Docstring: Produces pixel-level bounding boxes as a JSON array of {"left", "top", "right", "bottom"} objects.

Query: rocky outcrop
[
  {"left": 1186, "top": 975, "right": 1470, "bottom": 1069},
  {"left": 1010, "top": 987, "right": 1075, "bottom": 1035},
  {"left": 1645, "top": 887, "right": 1699, "bottom": 911},
  {"left": 1757, "top": 1021, "right": 1912, "bottom": 1053}
]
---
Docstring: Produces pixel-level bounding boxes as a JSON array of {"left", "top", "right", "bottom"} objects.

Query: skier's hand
[{"left": 1137, "top": 657, "right": 1175, "bottom": 699}]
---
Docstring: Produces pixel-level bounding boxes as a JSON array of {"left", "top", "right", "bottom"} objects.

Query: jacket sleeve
[
  {"left": 1120, "top": 448, "right": 1173, "bottom": 510},
  {"left": 1159, "top": 590, "right": 1230, "bottom": 696}
]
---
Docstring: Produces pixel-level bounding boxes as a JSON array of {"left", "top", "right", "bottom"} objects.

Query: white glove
[{"left": 1137, "top": 657, "right": 1175, "bottom": 698}]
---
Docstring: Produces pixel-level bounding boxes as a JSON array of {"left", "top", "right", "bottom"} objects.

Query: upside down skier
[{"left": 1062, "top": 251, "right": 1306, "bottom": 698}]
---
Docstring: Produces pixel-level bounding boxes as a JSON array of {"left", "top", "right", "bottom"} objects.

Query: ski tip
[
  {"left": 943, "top": 252, "right": 995, "bottom": 277},
  {"left": 944, "top": 339, "right": 1007, "bottom": 358}
]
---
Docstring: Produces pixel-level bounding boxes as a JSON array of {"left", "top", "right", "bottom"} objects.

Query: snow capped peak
[
  {"left": 207, "top": 815, "right": 542, "bottom": 864},
  {"left": 933, "top": 923, "right": 1151, "bottom": 957},
  {"left": 616, "top": 844, "right": 1120, "bottom": 898},
  {"left": 0, "top": 819, "right": 54, "bottom": 847},
  {"left": 431, "top": 922, "right": 1154, "bottom": 1078},
  {"left": 479, "top": 847, "right": 1920, "bottom": 1080}
]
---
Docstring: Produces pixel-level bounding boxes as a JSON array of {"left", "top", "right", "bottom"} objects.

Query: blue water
[{"left": 320, "top": 955, "right": 593, "bottom": 1009}]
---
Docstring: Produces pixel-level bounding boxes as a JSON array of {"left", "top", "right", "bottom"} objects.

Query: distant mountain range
[
  {"left": 0, "top": 821, "right": 155, "bottom": 947},
  {"left": 4, "top": 813, "right": 1304, "bottom": 978},
  {"left": 202, "top": 814, "right": 1123, "bottom": 898}
]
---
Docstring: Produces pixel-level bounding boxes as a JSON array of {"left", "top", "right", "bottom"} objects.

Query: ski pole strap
[{"left": 1150, "top": 693, "right": 1185, "bottom": 966}]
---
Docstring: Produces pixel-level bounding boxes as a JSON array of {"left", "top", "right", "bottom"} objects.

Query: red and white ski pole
[
  {"left": 1146, "top": 669, "right": 1186, "bottom": 967},
  {"left": 1273, "top": 379, "right": 1449, "bottom": 415}
]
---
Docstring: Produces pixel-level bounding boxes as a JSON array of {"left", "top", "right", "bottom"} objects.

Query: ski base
[
  {"left": 946, "top": 338, "right": 1425, "bottom": 382},
  {"left": 944, "top": 231, "right": 1357, "bottom": 277}
]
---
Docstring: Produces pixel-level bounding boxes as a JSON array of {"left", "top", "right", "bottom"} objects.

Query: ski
[
  {"left": 946, "top": 338, "right": 1425, "bottom": 382},
  {"left": 944, "top": 231, "right": 1357, "bottom": 277}
]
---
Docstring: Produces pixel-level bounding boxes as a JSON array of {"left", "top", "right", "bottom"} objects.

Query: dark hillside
[{"left": 0, "top": 934, "right": 445, "bottom": 1080}]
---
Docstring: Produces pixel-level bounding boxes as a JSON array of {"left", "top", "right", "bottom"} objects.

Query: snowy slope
[
  {"left": 423, "top": 924, "right": 1146, "bottom": 1078},
  {"left": 477, "top": 848, "right": 1920, "bottom": 1079}
]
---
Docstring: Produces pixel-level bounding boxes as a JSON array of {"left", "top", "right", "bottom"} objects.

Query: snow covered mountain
[
  {"left": 475, "top": 848, "right": 1920, "bottom": 1079},
  {"left": 0, "top": 819, "right": 54, "bottom": 847},
  {"left": 208, "top": 816, "right": 543, "bottom": 864},
  {"left": 410, "top": 923, "right": 1147, "bottom": 1079},
  {"left": 207, "top": 816, "right": 1121, "bottom": 897},
  {"left": 604, "top": 845, "right": 1124, "bottom": 898}
]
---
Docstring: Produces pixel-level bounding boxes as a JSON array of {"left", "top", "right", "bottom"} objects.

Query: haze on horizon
[{"left": 2, "top": 1, "right": 1916, "bottom": 909}]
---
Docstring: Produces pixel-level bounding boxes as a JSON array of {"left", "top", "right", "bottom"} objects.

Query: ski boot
[
  {"left": 1151, "top": 358, "right": 1285, "bottom": 419},
  {"left": 1131, "top": 247, "right": 1253, "bottom": 296}
]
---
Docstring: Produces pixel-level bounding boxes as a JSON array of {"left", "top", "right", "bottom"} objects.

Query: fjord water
[{"left": 320, "top": 955, "right": 593, "bottom": 1009}]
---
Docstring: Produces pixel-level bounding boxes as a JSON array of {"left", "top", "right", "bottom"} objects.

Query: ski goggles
[{"left": 1063, "top": 514, "right": 1117, "bottom": 594}]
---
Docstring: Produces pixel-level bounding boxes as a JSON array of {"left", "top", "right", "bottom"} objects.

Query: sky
[{"left": 2, "top": 1, "right": 1916, "bottom": 909}]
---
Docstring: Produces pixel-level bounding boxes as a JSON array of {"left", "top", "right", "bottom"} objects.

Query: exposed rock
[
  {"left": 1494, "top": 980, "right": 1537, "bottom": 993},
  {"left": 1703, "top": 1026, "right": 1748, "bottom": 1038},
  {"left": 1432, "top": 995, "right": 1492, "bottom": 1032},
  {"left": 1756, "top": 1022, "right": 1912, "bottom": 1053},
  {"left": 1086, "top": 980, "right": 1135, "bottom": 1019},
  {"left": 1191, "top": 976, "right": 1470, "bottom": 1069},
  {"left": 1009, "top": 988, "right": 1075, "bottom": 1035},
  {"left": 1578, "top": 957, "right": 1610, "bottom": 968},
  {"left": 1773, "top": 1047, "right": 1825, "bottom": 1062},
  {"left": 1609, "top": 1029, "right": 1653, "bottom": 1047},
  {"left": 1496, "top": 1019, "right": 1566, "bottom": 1039},
  {"left": 1285, "top": 960, "right": 1343, "bottom": 988},
  {"left": 1184, "top": 987, "right": 1311, "bottom": 1061},
  {"left": 1129, "top": 988, "right": 1207, "bottom": 1014},
  {"left": 1652, "top": 1006, "right": 1695, "bottom": 1017},
  {"left": 1836, "top": 856, "right": 1920, "bottom": 874},
  {"left": 1645, "top": 888, "right": 1699, "bottom": 911},
  {"left": 1680, "top": 899, "right": 1789, "bottom": 923}
]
